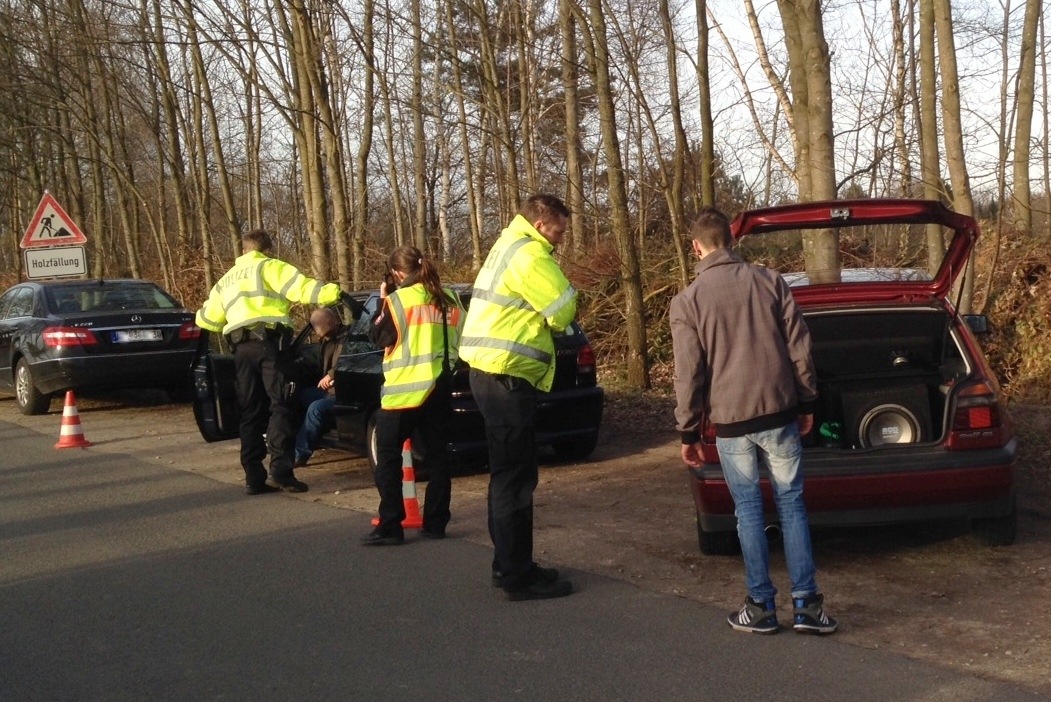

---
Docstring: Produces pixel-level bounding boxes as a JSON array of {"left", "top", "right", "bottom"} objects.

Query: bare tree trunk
[
  {"left": 917, "top": 0, "right": 946, "bottom": 269},
  {"left": 1011, "top": 0, "right": 1040, "bottom": 234},
  {"left": 583, "top": 0, "right": 649, "bottom": 390},
  {"left": 410, "top": 0, "right": 428, "bottom": 251},
  {"left": 694, "top": 0, "right": 716, "bottom": 207},
  {"left": 352, "top": 0, "right": 376, "bottom": 287},
  {"left": 560, "top": 0, "right": 585, "bottom": 260},
  {"left": 776, "top": 0, "right": 840, "bottom": 282},
  {"left": 932, "top": 0, "right": 976, "bottom": 312},
  {"left": 891, "top": 0, "right": 913, "bottom": 196}
]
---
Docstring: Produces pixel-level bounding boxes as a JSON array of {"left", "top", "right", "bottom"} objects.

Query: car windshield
[
  {"left": 736, "top": 221, "right": 953, "bottom": 287},
  {"left": 46, "top": 282, "right": 181, "bottom": 313}
]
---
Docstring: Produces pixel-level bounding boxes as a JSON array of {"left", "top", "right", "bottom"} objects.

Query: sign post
[{"left": 20, "top": 192, "right": 89, "bottom": 280}]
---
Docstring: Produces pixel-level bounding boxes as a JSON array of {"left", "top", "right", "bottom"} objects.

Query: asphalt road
[{"left": 0, "top": 418, "right": 1044, "bottom": 702}]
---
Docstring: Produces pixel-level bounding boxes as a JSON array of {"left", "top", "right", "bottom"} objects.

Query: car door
[
  {"left": 191, "top": 332, "right": 240, "bottom": 442},
  {"left": 0, "top": 286, "right": 22, "bottom": 386}
]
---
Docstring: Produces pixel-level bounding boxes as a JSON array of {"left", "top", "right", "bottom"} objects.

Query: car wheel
[
  {"left": 696, "top": 514, "right": 740, "bottom": 556},
  {"left": 15, "top": 358, "right": 52, "bottom": 415},
  {"left": 366, "top": 413, "right": 379, "bottom": 470},
  {"left": 973, "top": 498, "right": 1017, "bottom": 547},
  {"left": 551, "top": 432, "right": 599, "bottom": 461}
]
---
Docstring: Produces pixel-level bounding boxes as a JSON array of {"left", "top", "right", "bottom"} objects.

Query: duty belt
[{"left": 227, "top": 324, "right": 292, "bottom": 347}]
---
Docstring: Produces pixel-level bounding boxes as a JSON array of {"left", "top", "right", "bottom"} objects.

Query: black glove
[{"left": 339, "top": 291, "right": 365, "bottom": 319}]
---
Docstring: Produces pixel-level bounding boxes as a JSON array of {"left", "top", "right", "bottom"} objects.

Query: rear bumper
[
  {"left": 31, "top": 350, "right": 197, "bottom": 395},
  {"left": 690, "top": 439, "right": 1018, "bottom": 532},
  {"left": 446, "top": 385, "right": 604, "bottom": 458}
]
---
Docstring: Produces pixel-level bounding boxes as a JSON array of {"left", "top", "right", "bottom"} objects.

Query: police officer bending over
[{"left": 196, "top": 229, "right": 346, "bottom": 495}]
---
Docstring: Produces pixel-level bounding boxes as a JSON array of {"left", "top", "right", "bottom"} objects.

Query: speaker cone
[{"left": 858, "top": 404, "right": 922, "bottom": 447}]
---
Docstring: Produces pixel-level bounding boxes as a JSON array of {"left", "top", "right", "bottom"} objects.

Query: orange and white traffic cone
[
  {"left": 372, "top": 438, "right": 423, "bottom": 529},
  {"left": 54, "top": 390, "right": 92, "bottom": 449}
]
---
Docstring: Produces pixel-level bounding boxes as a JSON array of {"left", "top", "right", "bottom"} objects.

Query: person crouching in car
[{"left": 362, "top": 245, "right": 465, "bottom": 546}]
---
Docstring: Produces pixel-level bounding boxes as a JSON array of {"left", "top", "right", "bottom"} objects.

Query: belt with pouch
[{"left": 227, "top": 324, "right": 292, "bottom": 347}]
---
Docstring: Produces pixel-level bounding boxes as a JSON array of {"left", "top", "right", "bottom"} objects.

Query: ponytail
[{"left": 388, "top": 245, "right": 447, "bottom": 310}]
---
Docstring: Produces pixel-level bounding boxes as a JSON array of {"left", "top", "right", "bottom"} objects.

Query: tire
[
  {"left": 15, "top": 358, "right": 52, "bottom": 415},
  {"left": 973, "top": 498, "right": 1017, "bottom": 547},
  {"left": 552, "top": 432, "right": 599, "bottom": 461},
  {"left": 366, "top": 413, "right": 379, "bottom": 470},
  {"left": 696, "top": 514, "right": 740, "bottom": 556}
]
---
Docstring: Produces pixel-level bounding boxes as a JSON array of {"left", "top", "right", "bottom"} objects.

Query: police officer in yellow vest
[
  {"left": 460, "top": 194, "right": 578, "bottom": 600},
  {"left": 364, "top": 245, "right": 464, "bottom": 545},
  {"left": 196, "top": 229, "right": 343, "bottom": 495}
]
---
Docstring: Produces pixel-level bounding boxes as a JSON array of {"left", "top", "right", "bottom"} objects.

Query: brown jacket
[
  {"left": 318, "top": 325, "right": 348, "bottom": 396},
  {"left": 671, "top": 248, "right": 817, "bottom": 440}
]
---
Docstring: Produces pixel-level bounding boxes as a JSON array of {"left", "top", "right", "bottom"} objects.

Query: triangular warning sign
[{"left": 21, "top": 192, "right": 87, "bottom": 249}]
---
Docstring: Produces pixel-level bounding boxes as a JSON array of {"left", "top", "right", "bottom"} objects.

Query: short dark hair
[
  {"left": 242, "top": 229, "right": 272, "bottom": 253},
  {"left": 520, "top": 194, "right": 570, "bottom": 223},
  {"left": 689, "top": 207, "right": 732, "bottom": 250}
]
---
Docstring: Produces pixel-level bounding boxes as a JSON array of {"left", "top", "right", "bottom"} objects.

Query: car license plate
[{"left": 113, "top": 329, "right": 162, "bottom": 343}]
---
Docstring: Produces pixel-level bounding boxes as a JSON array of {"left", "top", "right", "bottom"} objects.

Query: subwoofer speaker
[{"left": 839, "top": 382, "right": 932, "bottom": 448}]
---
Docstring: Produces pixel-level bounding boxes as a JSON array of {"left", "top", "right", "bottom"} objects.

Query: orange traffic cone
[
  {"left": 372, "top": 438, "right": 423, "bottom": 529},
  {"left": 55, "top": 390, "right": 92, "bottom": 449}
]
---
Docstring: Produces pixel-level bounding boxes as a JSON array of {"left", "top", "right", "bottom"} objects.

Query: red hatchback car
[{"left": 689, "top": 199, "right": 1017, "bottom": 554}]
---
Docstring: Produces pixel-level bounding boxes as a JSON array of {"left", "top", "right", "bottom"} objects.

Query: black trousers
[
  {"left": 234, "top": 338, "right": 296, "bottom": 487},
  {"left": 468, "top": 368, "right": 538, "bottom": 588},
  {"left": 372, "top": 374, "right": 453, "bottom": 536}
]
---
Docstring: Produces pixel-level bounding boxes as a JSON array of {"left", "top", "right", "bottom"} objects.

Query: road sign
[
  {"left": 23, "top": 246, "right": 87, "bottom": 279},
  {"left": 21, "top": 192, "right": 87, "bottom": 249}
]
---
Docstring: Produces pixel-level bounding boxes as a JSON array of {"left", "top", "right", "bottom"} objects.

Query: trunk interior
[{"left": 804, "top": 308, "right": 967, "bottom": 450}]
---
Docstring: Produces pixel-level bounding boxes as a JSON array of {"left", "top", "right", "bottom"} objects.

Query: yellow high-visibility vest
[
  {"left": 381, "top": 283, "right": 465, "bottom": 409},
  {"left": 195, "top": 251, "right": 341, "bottom": 335},
  {"left": 459, "top": 215, "right": 576, "bottom": 392}
]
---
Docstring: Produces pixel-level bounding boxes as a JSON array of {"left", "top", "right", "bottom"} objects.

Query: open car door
[{"left": 191, "top": 331, "right": 241, "bottom": 442}]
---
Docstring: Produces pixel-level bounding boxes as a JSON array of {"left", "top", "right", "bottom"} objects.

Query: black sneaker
[
  {"left": 492, "top": 564, "right": 559, "bottom": 588},
  {"left": 361, "top": 529, "right": 405, "bottom": 546},
  {"left": 792, "top": 593, "right": 838, "bottom": 634},
  {"left": 277, "top": 478, "right": 309, "bottom": 493},
  {"left": 504, "top": 578, "right": 573, "bottom": 601},
  {"left": 727, "top": 597, "right": 780, "bottom": 634},
  {"left": 293, "top": 454, "right": 310, "bottom": 468},
  {"left": 245, "top": 483, "right": 280, "bottom": 496}
]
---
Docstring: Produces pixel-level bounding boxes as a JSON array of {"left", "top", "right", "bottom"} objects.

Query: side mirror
[{"left": 963, "top": 314, "right": 990, "bottom": 335}]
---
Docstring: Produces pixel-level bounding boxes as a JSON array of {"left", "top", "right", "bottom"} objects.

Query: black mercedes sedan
[{"left": 0, "top": 279, "right": 200, "bottom": 414}]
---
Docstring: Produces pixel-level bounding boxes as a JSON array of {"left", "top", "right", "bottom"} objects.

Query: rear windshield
[
  {"left": 46, "top": 282, "right": 181, "bottom": 313},
  {"left": 736, "top": 222, "right": 953, "bottom": 286}
]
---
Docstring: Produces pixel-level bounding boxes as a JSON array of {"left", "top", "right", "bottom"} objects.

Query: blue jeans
[
  {"left": 716, "top": 422, "right": 818, "bottom": 602},
  {"left": 295, "top": 388, "right": 335, "bottom": 460}
]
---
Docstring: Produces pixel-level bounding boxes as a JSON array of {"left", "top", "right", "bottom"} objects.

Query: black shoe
[
  {"left": 504, "top": 578, "right": 573, "bottom": 601},
  {"left": 361, "top": 530, "right": 404, "bottom": 546},
  {"left": 245, "top": 483, "right": 280, "bottom": 496},
  {"left": 419, "top": 528, "right": 446, "bottom": 539},
  {"left": 277, "top": 478, "right": 309, "bottom": 493},
  {"left": 293, "top": 455, "right": 310, "bottom": 468},
  {"left": 492, "top": 563, "right": 560, "bottom": 588}
]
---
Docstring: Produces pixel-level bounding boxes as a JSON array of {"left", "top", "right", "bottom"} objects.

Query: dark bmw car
[
  {"left": 192, "top": 286, "right": 604, "bottom": 469},
  {"left": 689, "top": 200, "right": 1017, "bottom": 554},
  {"left": 0, "top": 279, "right": 201, "bottom": 414}
]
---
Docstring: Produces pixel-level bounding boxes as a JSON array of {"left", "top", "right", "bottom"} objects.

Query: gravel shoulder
[{"left": 3, "top": 389, "right": 1049, "bottom": 697}]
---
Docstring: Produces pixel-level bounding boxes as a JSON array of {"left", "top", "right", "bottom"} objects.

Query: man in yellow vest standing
[
  {"left": 460, "top": 194, "right": 578, "bottom": 600},
  {"left": 196, "top": 229, "right": 343, "bottom": 495}
]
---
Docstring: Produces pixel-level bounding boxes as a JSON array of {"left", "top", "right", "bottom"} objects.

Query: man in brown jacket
[
  {"left": 671, "top": 207, "right": 837, "bottom": 635},
  {"left": 294, "top": 307, "right": 347, "bottom": 466}
]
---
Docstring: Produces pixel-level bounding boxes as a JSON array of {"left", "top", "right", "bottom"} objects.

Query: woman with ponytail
[{"left": 362, "top": 245, "right": 465, "bottom": 545}]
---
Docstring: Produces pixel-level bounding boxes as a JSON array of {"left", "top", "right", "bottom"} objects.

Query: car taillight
[
  {"left": 179, "top": 322, "right": 202, "bottom": 340},
  {"left": 947, "top": 381, "right": 1006, "bottom": 450},
  {"left": 576, "top": 344, "right": 596, "bottom": 373},
  {"left": 43, "top": 326, "right": 98, "bottom": 347}
]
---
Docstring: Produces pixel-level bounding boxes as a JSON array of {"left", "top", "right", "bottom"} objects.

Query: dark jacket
[
  {"left": 671, "top": 248, "right": 817, "bottom": 440},
  {"left": 318, "top": 325, "right": 348, "bottom": 396}
]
